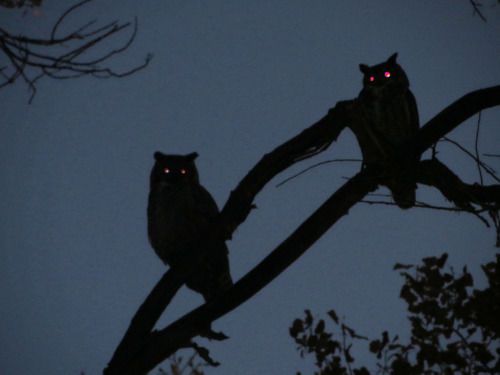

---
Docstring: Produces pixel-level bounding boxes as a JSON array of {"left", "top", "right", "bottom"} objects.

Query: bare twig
[
  {"left": 361, "top": 199, "right": 491, "bottom": 227},
  {"left": 440, "top": 137, "right": 499, "bottom": 183},
  {"left": 51, "top": 0, "right": 93, "bottom": 40},
  {"left": 474, "top": 111, "right": 484, "bottom": 184},
  {"left": 275, "top": 158, "right": 362, "bottom": 187},
  {"left": 0, "top": 0, "right": 151, "bottom": 102},
  {"left": 469, "top": 0, "right": 488, "bottom": 21}
]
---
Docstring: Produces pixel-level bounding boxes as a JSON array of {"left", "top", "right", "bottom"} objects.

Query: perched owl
[
  {"left": 147, "top": 151, "right": 233, "bottom": 302},
  {"left": 350, "top": 53, "right": 420, "bottom": 208}
]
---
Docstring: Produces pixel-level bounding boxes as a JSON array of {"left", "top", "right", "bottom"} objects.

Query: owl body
[
  {"left": 147, "top": 152, "right": 232, "bottom": 301},
  {"left": 350, "top": 53, "right": 420, "bottom": 208}
]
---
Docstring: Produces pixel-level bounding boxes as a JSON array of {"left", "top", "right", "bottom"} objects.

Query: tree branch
[
  {"left": 415, "top": 85, "right": 500, "bottom": 155},
  {"left": 105, "top": 268, "right": 185, "bottom": 372},
  {"left": 469, "top": 0, "right": 488, "bottom": 22},
  {"left": 418, "top": 158, "right": 500, "bottom": 210},
  {"left": 217, "top": 101, "right": 352, "bottom": 239}
]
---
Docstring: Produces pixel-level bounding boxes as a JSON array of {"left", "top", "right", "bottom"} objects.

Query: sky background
[{"left": 1, "top": 1, "right": 499, "bottom": 374}]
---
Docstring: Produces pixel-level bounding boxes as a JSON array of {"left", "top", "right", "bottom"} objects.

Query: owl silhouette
[
  {"left": 350, "top": 53, "right": 420, "bottom": 208},
  {"left": 147, "top": 151, "right": 233, "bottom": 301}
]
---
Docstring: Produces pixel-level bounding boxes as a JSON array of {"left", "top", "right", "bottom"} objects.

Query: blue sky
[{"left": 1, "top": 1, "right": 499, "bottom": 374}]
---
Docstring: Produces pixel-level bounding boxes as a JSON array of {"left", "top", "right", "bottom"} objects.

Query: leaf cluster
[
  {"left": 157, "top": 352, "right": 206, "bottom": 375},
  {"left": 291, "top": 253, "right": 500, "bottom": 375},
  {"left": 290, "top": 309, "right": 369, "bottom": 375}
]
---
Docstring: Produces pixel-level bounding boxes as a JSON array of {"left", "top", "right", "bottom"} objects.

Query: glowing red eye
[
  {"left": 163, "top": 168, "right": 170, "bottom": 174},
  {"left": 384, "top": 71, "right": 391, "bottom": 78},
  {"left": 180, "top": 169, "right": 187, "bottom": 175},
  {"left": 369, "top": 76, "right": 375, "bottom": 82}
]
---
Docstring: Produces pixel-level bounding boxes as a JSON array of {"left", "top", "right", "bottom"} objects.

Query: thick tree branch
[
  {"left": 105, "top": 269, "right": 184, "bottom": 372},
  {"left": 218, "top": 101, "right": 352, "bottom": 238},
  {"left": 415, "top": 85, "right": 500, "bottom": 155}
]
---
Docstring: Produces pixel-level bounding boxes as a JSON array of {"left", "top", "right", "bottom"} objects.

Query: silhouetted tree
[{"left": 290, "top": 253, "right": 500, "bottom": 375}]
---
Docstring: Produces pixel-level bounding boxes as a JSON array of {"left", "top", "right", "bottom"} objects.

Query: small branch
[
  {"left": 0, "top": 0, "right": 151, "bottom": 102},
  {"left": 276, "top": 158, "right": 362, "bottom": 187},
  {"left": 341, "top": 324, "right": 354, "bottom": 375},
  {"left": 469, "top": 0, "right": 488, "bottom": 21},
  {"left": 418, "top": 158, "right": 498, "bottom": 230},
  {"left": 474, "top": 111, "right": 484, "bottom": 184},
  {"left": 440, "top": 137, "right": 499, "bottom": 183},
  {"left": 51, "top": 0, "right": 93, "bottom": 40},
  {"left": 361, "top": 199, "right": 461, "bottom": 212},
  {"left": 418, "top": 158, "right": 499, "bottom": 208}
]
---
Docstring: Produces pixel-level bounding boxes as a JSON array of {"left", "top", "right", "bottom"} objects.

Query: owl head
[
  {"left": 359, "top": 53, "right": 410, "bottom": 96},
  {"left": 150, "top": 151, "right": 200, "bottom": 187}
]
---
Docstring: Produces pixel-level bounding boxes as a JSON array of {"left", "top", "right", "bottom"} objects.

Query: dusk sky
[{"left": 1, "top": 1, "right": 499, "bottom": 374}]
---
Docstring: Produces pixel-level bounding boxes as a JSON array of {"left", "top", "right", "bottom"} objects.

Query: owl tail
[
  {"left": 201, "top": 271, "right": 233, "bottom": 302},
  {"left": 389, "top": 182, "right": 416, "bottom": 209},
  {"left": 198, "top": 272, "right": 233, "bottom": 341}
]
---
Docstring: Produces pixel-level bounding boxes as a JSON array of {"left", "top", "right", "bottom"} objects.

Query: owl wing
[
  {"left": 388, "top": 89, "right": 420, "bottom": 208},
  {"left": 190, "top": 183, "right": 221, "bottom": 219},
  {"left": 405, "top": 89, "right": 419, "bottom": 133},
  {"left": 186, "top": 183, "right": 233, "bottom": 301}
]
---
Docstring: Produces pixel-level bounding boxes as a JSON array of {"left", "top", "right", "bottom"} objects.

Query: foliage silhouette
[{"left": 291, "top": 253, "right": 500, "bottom": 375}]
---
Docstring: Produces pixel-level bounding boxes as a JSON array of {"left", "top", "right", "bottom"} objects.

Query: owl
[
  {"left": 147, "top": 151, "right": 233, "bottom": 302},
  {"left": 350, "top": 53, "right": 420, "bottom": 208}
]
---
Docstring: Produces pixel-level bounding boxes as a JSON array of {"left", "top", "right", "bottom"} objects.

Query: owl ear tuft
[
  {"left": 186, "top": 152, "right": 199, "bottom": 161},
  {"left": 154, "top": 151, "right": 165, "bottom": 161},
  {"left": 359, "top": 64, "right": 369, "bottom": 74},
  {"left": 387, "top": 53, "right": 398, "bottom": 64}
]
